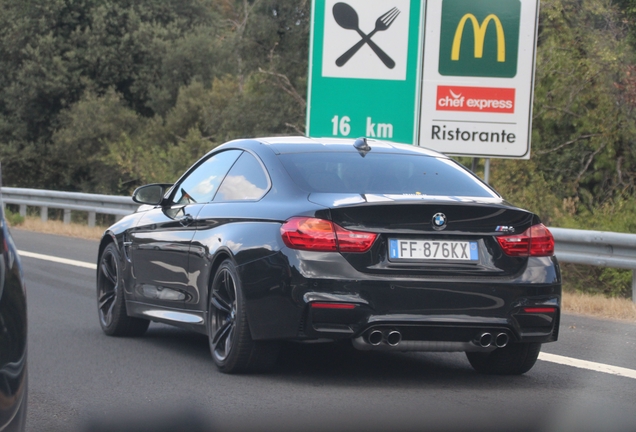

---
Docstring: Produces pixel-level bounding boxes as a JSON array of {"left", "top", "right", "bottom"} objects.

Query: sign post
[{"left": 307, "top": 0, "right": 424, "bottom": 144}]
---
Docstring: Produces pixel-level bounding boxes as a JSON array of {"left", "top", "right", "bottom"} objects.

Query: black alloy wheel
[
  {"left": 209, "top": 262, "right": 238, "bottom": 364},
  {"left": 97, "top": 243, "right": 149, "bottom": 336},
  {"left": 466, "top": 342, "right": 542, "bottom": 375},
  {"left": 208, "top": 260, "right": 280, "bottom": 373}
]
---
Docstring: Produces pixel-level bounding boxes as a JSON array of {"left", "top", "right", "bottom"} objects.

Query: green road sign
[
  {"left": 438, "top": 0, "right": 520, "bottom": 78},
  {"left": 307, "top": 0, "right": 424, "bottom": 144}
]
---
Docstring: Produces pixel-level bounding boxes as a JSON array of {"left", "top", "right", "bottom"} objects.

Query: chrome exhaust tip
[
  {"left": 495, "top": 333, "right": 509, "bottom": 348},
  {"left": 367, "top": 330, "right": 383, "bottom": 346},
  {"left": 478, "top": 333, "right": 493, "bottom": 348},
  {"left": 386, "top": 330, "right": 402, "bottom": 347}
]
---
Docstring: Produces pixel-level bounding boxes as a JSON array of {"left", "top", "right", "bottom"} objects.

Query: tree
[
  {"left": 0, "top": 0, "right": 220, "bottom": 190},
  {"left": 531, "top": 0, "right": 636, "bottom": 209}
]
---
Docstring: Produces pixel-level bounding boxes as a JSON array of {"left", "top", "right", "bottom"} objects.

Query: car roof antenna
[{"left": 353, "top": 137, "right": 371, "bottom": 157}]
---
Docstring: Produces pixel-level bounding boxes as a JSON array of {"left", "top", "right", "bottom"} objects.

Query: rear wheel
[
  {"left": 466, "top": 343, "right": 542, "bottom": 375},
  {"left": 97, "top": 243, "right": 149, "bottom": 336},
  {"left": 208, "top": 260, "right": 280, "bottom": 373}
]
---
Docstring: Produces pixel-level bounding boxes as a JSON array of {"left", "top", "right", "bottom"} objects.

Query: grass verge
[
  {"left": 562, "top": 291, "right": 636, "bottom": 322},
  {"left": 7, "top": 217, "right": 636, "bottom": 323},
  {"left": 9, "top": 216, "right": 105, "bottom": 240}
]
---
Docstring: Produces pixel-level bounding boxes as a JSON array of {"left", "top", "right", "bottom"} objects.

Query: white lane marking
[
  {"left": 18, "top": 250, "right": 97, "bottom": 270},
  {"left": 539, "top": 352, "right": 636, "bottom": 380}
]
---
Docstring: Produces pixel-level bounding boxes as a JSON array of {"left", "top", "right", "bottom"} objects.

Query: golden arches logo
[{"left": 451, "top": 14, "right": 505, "bottom": 62}]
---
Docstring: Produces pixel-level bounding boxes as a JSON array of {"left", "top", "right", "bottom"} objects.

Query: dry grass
[
  {"left": 10, "top": 216, "right": 105, "bottom": 240},
  {"left": 562, "top": 291, "right": 636, "bottom": 322},
  {"left": 7, "top": 217, "right": 636, "bottom": 322}
]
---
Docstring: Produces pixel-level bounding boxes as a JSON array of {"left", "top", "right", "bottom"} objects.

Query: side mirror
[{"left": 132, "top": 184, "right": 173, "bottom": 205}]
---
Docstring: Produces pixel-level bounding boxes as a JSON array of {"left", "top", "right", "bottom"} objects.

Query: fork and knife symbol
[{"left": 333, "top": 2, "right": 401, "bottom": 69}]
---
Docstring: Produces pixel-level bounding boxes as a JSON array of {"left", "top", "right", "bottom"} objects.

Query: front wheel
[
  {"left": 466, "top": 343, "right": 542, "bottom": 375},
  {"left": 208, "top": 260, "right": 279, "bottom": 373},
  {"left": 97, "top": 243, "right": 149, "bottom": 336}
]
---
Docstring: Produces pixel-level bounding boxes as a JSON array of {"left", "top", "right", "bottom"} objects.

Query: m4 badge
[{"left": 495, "top": 226, "right": 515, "bottom": 233}]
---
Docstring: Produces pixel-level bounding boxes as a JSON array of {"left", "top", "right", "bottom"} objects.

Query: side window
[
  {"left": 215, "top": 152, "right": 270, "bottom": 201},
  {"left": 173, "top": 150, "right": 242, "bottom": 205}
]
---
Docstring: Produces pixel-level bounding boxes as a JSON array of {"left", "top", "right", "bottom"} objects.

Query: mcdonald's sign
[{"left": 438, "top": 0, "right": 520, "bottom": 78}]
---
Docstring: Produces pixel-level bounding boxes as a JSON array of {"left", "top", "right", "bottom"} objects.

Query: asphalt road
[{"left": 10, "top": 228, "right": 636, "bottom": 432}]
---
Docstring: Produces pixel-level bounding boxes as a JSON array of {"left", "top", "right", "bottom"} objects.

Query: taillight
[
  {"left": 281, "top": 217, "right": 377, "bottom": 253},
  {"left": 497, "top": 223, "right": 554, "bottom": 257},
  {"left": 280, "top": 218, "right": 337, "bottom": 251},
  {"left": 333, "top": 224, "right": 377, "bottom": 252}
]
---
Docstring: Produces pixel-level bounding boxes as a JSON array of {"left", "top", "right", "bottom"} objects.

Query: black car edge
[
  {"left": 0, "top": 164, "right": 28, "bottom": 432},
  {"left": 97, "top": 137, "right": 561, "bottom": 375}
]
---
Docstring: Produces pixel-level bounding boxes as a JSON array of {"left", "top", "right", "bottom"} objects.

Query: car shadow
[
  {"left": 136, "top": 325, "right": 570, "bottom": 392},
  {"left": 137, "top": 324, "right": 211, "bottom": 360},
  {"left": 273, "top": 340, "right": 500, "bottom": 387}
]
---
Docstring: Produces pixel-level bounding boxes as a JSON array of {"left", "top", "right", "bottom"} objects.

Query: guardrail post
[
  {"left": 63, "top": 209, "right": 71, "bottom": 224},
  {"left": 88, "top": 211, "right": 96, "bottom": 228},
  {"left": 41, "top": 206, "right": 48, "bottom": 222},
  {"left": 633, "top": 271, "right": 636, "bottom": 304},
  {"left": 19, "top": 204, "right": 26, "bottom": 217}
]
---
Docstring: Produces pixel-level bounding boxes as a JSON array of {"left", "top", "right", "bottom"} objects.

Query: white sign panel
[
  {"left": 418, "top": 0, "right": 539, "bottom": 159},
  {"left": 321, "top": 0, "right": 411, "bottom": 81}
]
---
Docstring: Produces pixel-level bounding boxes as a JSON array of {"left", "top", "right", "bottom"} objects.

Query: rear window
[{"left": 278, "top": 152, "right": 497, "bottom": 198}]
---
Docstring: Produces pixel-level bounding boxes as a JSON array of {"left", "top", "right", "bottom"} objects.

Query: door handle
[{"left": 178, "top": 214, "right": 194, "bottom": 226}]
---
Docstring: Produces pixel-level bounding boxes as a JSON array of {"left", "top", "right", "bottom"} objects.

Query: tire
[
  {"left": 207, "top": 260, "right": 280, "bottom": 374},
  {"left": 466, "top": 342, "right": 542, "bottom": 375},
  {"left": 97, "top": 243, "right": 149, "bottom": 337},
  {"left": 4, "top": 366, "right": 27, "bottom": 432}
]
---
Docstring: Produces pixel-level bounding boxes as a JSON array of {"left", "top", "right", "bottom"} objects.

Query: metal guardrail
[
  {"left": 550, "top": 228, "right": 636, "bottom": 270},
  {"left": 551, "top": 228, "right": 636, "bottom": 302},
  {"left": 1, "top": 187, "right": 635, "bottom": 301},
  {"left": 0, "top": 187, "right": 138, "bottom": 227}
]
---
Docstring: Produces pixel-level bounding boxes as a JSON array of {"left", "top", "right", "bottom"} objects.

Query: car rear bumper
[
  {"left": 308, "top": 309, "right": 558, "bottom": 351},
  {"left": 240, "top": 251, "right": 561, "bottom": 350}
]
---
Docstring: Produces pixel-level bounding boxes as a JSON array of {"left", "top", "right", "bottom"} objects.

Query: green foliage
[
  {"left": 0, "top": 0, "right": 221, "bottom": 189},
  {"left": 51, "top": 88, "right": 147, "bottom": 193},
  {"left": 488, "top": 159, "right": 564, "bottom": 226},
  {"left": 561, "top": 264, "right": 632, "bottom": 298},
  {"left": 558, "top": 196, "right": 636, "bottom": 232},
  {"left": 4, "top": 208, "right": 24, "bottom": 226},
  {"left": 0, "top": 0, "right": 309, "bottom": 190},
  {"left": 533, "top": 0, "right": 636, "bottom": 208},
  {"left": 598, "top": 268, "right": 633, "bottom": 297}
]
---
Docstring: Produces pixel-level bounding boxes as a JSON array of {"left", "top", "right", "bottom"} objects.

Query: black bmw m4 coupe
[{"left": 97, "top": 137, "right": 561, "bottom": 375}]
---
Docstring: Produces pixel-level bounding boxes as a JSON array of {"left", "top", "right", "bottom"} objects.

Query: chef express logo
[{"left": 436, "top": 85, "right": 515, "bottom": 113}]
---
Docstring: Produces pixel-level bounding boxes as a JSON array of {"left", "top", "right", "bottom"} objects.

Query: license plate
[{"left": 389, "top": 239, "right": 478, "bottom": 261}]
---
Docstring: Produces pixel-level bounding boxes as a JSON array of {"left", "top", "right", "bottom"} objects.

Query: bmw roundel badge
[{"left": 432, "top": 213, "right": 447, "bottom": 230}]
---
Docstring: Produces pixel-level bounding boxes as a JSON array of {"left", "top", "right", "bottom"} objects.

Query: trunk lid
[{"left": 309, "top": 193, "right": 537, "bottom": 277}]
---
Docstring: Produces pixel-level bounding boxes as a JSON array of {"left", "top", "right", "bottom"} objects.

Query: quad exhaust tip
[
  {"left": 365, "top": 329, "right": 507, "bottom": 349},
  {"left": 386, "top": 330, "right": 402, "bottom": 347},
  {"left": 477, "top": 332, "right": 509, "bottom": 348},
  {"left": 478, "top": 333, "right": 493, "bottom": 348},
  {"left": 495, "top": 332, "right": 509, "bottom": 348},
  {"left": 367, "top": 330, "right": 383, "bottom": 346},
  {"left": 366, "top": 329, "right": 402, "bottom": 347}
]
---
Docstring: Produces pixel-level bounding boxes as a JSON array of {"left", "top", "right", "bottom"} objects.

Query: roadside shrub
[{"left": 4, "top": 208, "right": 25, "bottom": 226}]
